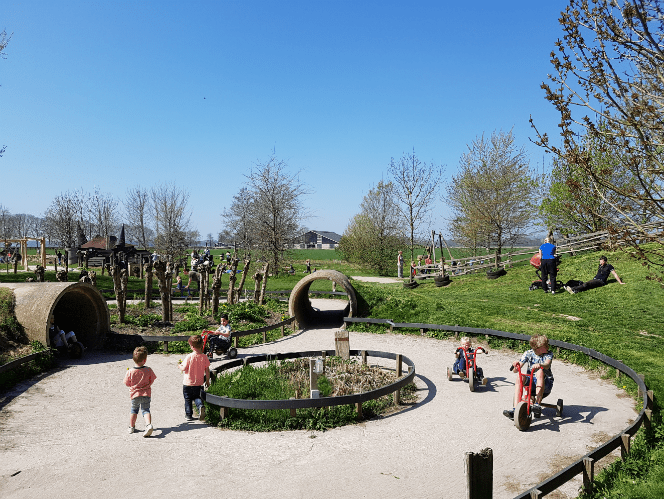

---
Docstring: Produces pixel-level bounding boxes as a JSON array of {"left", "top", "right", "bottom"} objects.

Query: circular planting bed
[{"left": 204, "top": 350, "right": 416, "bottom": 431}]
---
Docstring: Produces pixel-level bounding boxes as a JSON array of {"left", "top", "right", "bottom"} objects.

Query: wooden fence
[{"left": 343, "top": 317, "right": 653, "bottom": 499}]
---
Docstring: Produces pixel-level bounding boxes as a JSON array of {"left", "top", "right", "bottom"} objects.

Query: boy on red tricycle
[
  {"left": 503, "top": 334, "right": 563, "bottom": 430},
  {"left": 201, "top": 313, "right": 237, "bottom": 360},
  {"left": 447, "top": 336, "right": 488, "bottom": 391}
]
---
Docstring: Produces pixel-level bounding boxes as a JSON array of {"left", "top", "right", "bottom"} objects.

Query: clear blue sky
[{"left": 2, "top": 1, "right": 568, "bottom": 239}]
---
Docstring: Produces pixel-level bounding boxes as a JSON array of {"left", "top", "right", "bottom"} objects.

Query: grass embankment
[
  {"left": 347, "top": 248, "right": 664, "bottom": 499},
  {"left": 0, "top": 288, "right": 55, "bottom": 390}
]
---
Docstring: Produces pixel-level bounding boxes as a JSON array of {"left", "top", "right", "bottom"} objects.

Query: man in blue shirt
[{"left": 538, "top": 237, "right": 557, "bottom": 294}]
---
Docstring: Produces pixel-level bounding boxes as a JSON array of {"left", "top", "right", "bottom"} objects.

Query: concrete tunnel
[
  {"left": 0, "top": 282, "right": 111, "bottom": 349},
  {"left": 288, "top": 270, "right": 358, "bottom": 328}
]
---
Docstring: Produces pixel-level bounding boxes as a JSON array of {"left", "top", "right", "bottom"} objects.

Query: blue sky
[{"left": 2, "top": 1, "right": 568, "bottom": 239}]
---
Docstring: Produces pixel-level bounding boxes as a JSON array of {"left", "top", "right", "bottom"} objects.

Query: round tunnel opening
[
  {"left": 0, "top": 282, "right": 111, "bottom": 351},
  {"left": 288, "top": 270, "right": 357, "bottom": 329}
]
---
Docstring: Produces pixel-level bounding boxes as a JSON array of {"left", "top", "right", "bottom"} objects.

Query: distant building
[{"left": 298, "top": 230, "right": 342, "bottom": 249}]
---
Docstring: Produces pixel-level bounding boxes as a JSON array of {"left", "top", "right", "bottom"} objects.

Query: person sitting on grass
[
  {"left": 206, "top": 313, "right": 232, "bottom": 359},
  {"left": 503, "top": 334, "right": 553, "bottom": 420},
  {"left": 565, "top": 255, "right": 625, "bottom": 294}
]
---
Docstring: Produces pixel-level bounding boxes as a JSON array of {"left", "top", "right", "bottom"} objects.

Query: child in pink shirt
[
  {"left": 179, "top": 335, "right": 210, "bottom": 421},
  {"left": 124, "top": 346, "right": 157, "bottom": 437}
]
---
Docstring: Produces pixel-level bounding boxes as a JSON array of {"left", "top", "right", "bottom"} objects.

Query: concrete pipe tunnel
[
  {"left": 0, "top": 282, "right": 111, "bottom": 349},
  {"left": 288, "top": 270, "right": 358, "bottom": 328}
]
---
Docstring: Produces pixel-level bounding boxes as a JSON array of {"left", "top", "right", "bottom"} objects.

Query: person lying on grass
[
  {"left": 503, "top": 334, "right": 553, "bottom": 420},
  {"left": 565, "top": 255, "right": 624, "bottom": 294}
]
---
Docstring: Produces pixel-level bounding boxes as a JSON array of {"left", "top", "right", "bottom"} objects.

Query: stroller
[{"left": 528, "top": 253, "right": 563, "bottom": 291}]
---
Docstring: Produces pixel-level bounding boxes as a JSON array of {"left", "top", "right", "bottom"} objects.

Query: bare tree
[
  {"left": 124, "top": 187, "right": 153, "bottom": 249},
  {"left": 388, "top": 149, "right": 444, "bottom": 261},
  {"left": 532, "top": 0, "right": 664, "bottom": 278},
  {"left": 222, "top": 187, "right": 257, "bottom": 250},
  {"left": 0, "top": 204, "right": 11, "bottom": 241},
  {"left": 447, "top": 130, "right": 537, "bottom": 265},
  {"left": 90, "top": 188, "right": 119, "bottom": 239},
  {"left": 243, "top": 156, "right": 309, "bottom": 274},
  {"left": 44, "top": 191, "right": 84, "bottom": 248},
  {"left": 150, "top": 184, "right": 191, "bottom": 262}
]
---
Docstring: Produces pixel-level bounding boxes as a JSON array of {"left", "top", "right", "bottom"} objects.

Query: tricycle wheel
[
  {"left": 468, "top": 368, "right": 475, "bottom": 392},
  {"left": 228, "top": 347, "right": 238, "bottom": 359},
  {"left": 556, "top": 398, "right": 564, "bottom": 417},
  {"left": 515, "top": 401, "right": 531, "bottom": 431},
  {"left": 447, "top": 367, "right": 453, "bottom": 381}
]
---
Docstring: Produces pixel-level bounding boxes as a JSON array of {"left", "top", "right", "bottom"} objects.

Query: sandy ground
[{"left": 0, "top": 299, "right": 636, "bottom": 499}]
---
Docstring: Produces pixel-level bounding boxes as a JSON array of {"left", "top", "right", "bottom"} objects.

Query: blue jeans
[
  {"left": 130, "top": 396, "right": 151, "bottom": 415},
  {"left": 183, "top": 385, "right": 204, "bottom": 417}
]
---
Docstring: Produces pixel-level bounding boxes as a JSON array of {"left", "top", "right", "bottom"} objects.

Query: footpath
[{"left": 0, "top": 299, "right": 636, "bottom": 499}]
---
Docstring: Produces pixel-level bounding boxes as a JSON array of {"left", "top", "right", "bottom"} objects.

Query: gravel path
[{"left": 0, "top": 300, "right": 636, "bottom": 499}]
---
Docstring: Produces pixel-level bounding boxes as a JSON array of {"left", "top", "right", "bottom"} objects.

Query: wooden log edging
[
  {"left": 342, "top": 317, "right": 650, "bottom": 499},
  {"left": 0, "top": 349, "right": 54, "bottom": 375},
  {"left": 204, "top": 349, "right": 415, "bottom": 411}
]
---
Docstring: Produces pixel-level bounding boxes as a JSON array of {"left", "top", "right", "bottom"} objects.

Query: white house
[{"left": 297, "top": 230, "right": 342, "bottom": 249}]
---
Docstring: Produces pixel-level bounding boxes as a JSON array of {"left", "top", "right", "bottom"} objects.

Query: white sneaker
[
  {"left": 128, "top": 426, "right": 135, "bottom": 434},
  {"left": 565, "top": 286, "right": 575, "bottom": 295},
  {"left": 143, "top": 424, "right": 154, "bottom": 437}
]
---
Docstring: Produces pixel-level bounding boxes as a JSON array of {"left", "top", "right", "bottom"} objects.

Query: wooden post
[
  {"left": 356, "top": 402, "right": 362, "bottom": 419},
  {"left": 163, "top": 341, "right": 169, "bottom": 353},
  {"left": 281, "top": 324, "right": 285, "bottom": 337},
  {"left": 583, "top": 457, "right": 594, "bottom": 493},
  {"left": 465, "top": 448, "right": 493, "bottom": 499},
  {"left": 394, "top": 354, "right": 402, "bottom": 405},
  {"left": 647, "top": 390, "right": 654, "bottom": 410},
  {"left": 645, "top": 409, "right": 653, "bottom": 430},
  {"left": 530, "top": 490, "right": 543, "bottom": 499},
  {"left": 361, "top": 350, "right": 367, "bottom": 366},
  {"left": 620, "top": 433, "right": 631, "bottom": 459},
  {"left": 321, "top": 351, "right": 326, "bottom": 374},
  {"left": 335, "top": 329, "right": 350, "bottom": 360},
  {"left": 263, "top": 329, "right": 267, "bottom": 343},
  {"left": 289, "top": 397, "right": 297, "bottom": 417},
  {"left": 309, "top": 359, "right": 318, "bottom": 391}
]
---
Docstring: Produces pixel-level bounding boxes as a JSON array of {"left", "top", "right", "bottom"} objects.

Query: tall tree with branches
[
  {"left": 124, "top": 186, "right": 153, "bottom": 249},
  {"left": 338, "top": 181, "right": 406, "bottom": 275},
  {"left": 447, "top": 130, "right": 537, "bottom": 264},
  {"left": 241, "top": 156, "right": 309, "bottom": 275},
  {"left": 150, "top": 184, "right": 191, "bottom": 263},
  {"left": 532, "top": 0, "right": 664, "bottom": 279},
  {"left": 388, "top": 149, "right": 443, "bottom": 261}
]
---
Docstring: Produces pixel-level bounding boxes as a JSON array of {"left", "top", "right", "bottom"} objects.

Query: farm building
[{"left": 298, "top": 230, "right": 342, "bottom": 249}]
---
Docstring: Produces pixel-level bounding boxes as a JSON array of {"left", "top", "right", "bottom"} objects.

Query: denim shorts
[
  {"left": 130, "top": 396, "right": 151, "bottom": 415},
  {"left": 523, "top": 374, "right": 554, "bottom": 397}
]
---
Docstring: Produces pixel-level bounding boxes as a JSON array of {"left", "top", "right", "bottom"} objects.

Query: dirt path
[{"left": 0, "top": 300, "right": 636, "bottom": 499}]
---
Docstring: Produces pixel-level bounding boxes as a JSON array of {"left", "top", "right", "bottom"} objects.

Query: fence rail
[{"left": 343, "top": 317, "right": 653, "bottom": 499}]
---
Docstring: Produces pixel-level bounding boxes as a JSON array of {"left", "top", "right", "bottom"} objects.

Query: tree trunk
[
  {"left": 198, "top": 265, "right": 210, "bottom": 313},
  {"left": 234, "top": 257, "right": 251, "bottom": 303},
  {"left": 110, "top": 264, "right": 127, "bottom": 324},
  {"left": 212, "top": 263, "right": 227, "bottom": 315},
  {"left": 259, "top": 262, "right": 269, "bottom": 305},
  {"left": 144, "top": 261, "right": 153, "bottom": 308},
  {"left": 153, "top": 261, "right": 170, "bottom": 323},
  {"left": 227, "top": 258, "right": 239, "bottom": 305},
  {"left": 166, "top": 262, "right": 173, "bottom": 322}
]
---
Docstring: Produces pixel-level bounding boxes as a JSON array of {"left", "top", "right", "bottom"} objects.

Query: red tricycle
[
  {"left": 447, "top": 346, "right": 489, "bottom": 392},
  {"left": 201, "top": 330, "right": 238, "bottom": 360},
  {"left": 510, "top": 363, "right": 563, "bottom": 430}
]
